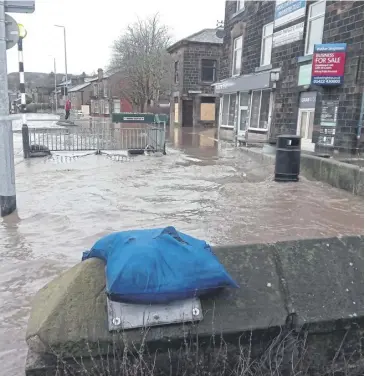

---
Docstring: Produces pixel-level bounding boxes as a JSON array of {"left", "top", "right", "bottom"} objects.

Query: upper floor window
[
  {"left": 305, "top": 0, "right": 326, "bottom": 55},
  {"left": 201, "top": 59, "right": 217, "bottom": 82},
  {"left": 261, "top": 22, "right": 273, "bottom": 66},
  {"left": 232, "top": 35, "right": 243, "bottom": 76},
  {"left": 236, "top": 0, "right": 244, "bottom": 12},
  {"left": 174, "top": 61, "right": 179, "bottom": 84}
]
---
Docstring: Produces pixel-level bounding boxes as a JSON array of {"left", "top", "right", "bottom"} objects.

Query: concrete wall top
[{"left": 25, "top": 235, "right": 364, "bottom": 359}]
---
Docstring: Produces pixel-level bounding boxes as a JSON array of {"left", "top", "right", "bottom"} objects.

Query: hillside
[{"left": 7, "top": 72, "right": 79, "bottom": 92}]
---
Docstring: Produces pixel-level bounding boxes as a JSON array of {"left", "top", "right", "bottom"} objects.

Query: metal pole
[
  {"left": 0, "top": 2, "right": 16, "bottom": 216},
  {"left": 54, "top": 57, "right": 57, "bottom": 114},
  {"left": 18, "top": 37, "right": 30, "bottom": 158},
  {"left": 63, "top": 26, "right": 68, "bottom": 101}
]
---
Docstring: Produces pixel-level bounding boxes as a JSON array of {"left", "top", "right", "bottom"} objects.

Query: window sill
[
  {"left": 248, "top": 128, "right": 268, "bottom": 133},
  {"left": 220, "top": 125, "right": 234, "bottom": 129},
  {"left": 297, "top": 55, "right": 313, "bottom": 63},
  {"left": 230, "top": 7, "right": 245, "bottom": 19},
  {"left": 255, "top": 64, "right": 272, "bottom": 73}
]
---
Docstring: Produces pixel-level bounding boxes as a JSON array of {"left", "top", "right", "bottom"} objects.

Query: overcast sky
[{"left": 6, "top": 0, "right": 226, "bottom": 75}]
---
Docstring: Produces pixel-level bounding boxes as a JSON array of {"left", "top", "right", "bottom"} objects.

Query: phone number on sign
[{"left": 312, "top": 77, "right": 341, "bottom": 84}]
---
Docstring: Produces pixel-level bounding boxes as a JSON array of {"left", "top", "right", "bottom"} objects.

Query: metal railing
[{"left": 17, "top": 125, "right": 166, "bottom": 155}]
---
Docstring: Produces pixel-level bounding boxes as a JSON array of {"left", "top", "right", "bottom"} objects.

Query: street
[{"left": 0, "top": 116, "right": 363, "bottom": 375}]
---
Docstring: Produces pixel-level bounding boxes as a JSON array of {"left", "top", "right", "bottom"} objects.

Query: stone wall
[
  {"left": 182, "top": 43, "right": 222, "bottom": 95},
  {"left": 219, "top": 0, "right": 364, "bottom": 153},
  {"left": 25, "top": 235, "right": 364, "bottom": 376},
  {"left": 313, "top": 1, "right": 364, "bottom": 153}
]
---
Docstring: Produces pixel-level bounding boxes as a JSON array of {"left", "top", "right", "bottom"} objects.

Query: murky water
[{"left": 0, "top": 115, "right": 363, "bottom": 375}]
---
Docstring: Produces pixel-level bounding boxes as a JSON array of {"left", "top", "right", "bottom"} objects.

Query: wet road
[{"left": 1, "top": 115, "right": 363, "bottom": 375}]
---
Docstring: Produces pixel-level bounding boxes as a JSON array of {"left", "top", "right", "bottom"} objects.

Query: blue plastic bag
[{"left": 82, "top": 226, "right": 238, "bottom": 304}]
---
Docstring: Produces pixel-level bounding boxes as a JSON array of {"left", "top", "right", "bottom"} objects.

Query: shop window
[
  {"left": 249, "top": 90, "right": 271, "bottom": 130},
  {"left": 260, "top": 22, "right": 273, "bottom": 66},
  {"left": 305, "top": 0, "right": 326, "bottom": 55},
  {"left": 201, "top": 59, "right": 217, "bottom": 82},
  {"left": 221, "top": 93, "right": 237, "bottom": 128},
  {"left": 200, "top": 97, "right": 216, "bottom": 121},
  {"left": 232, "top": 36, "right": 242, "bottom": 76},
  {"left": 201, "top": 97, "right": 216, "bottom": 103}
]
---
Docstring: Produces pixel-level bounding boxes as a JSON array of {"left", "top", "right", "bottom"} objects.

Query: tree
[{"left": 108, "top": 13, "right": 173, "bottom": 112}]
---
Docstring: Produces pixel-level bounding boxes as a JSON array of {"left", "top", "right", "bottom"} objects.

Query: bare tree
[{"left": 108, "top": 13, "right": 173, "bottom": 112}]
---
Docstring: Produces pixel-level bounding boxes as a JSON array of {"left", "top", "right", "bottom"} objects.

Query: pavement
[{"left": 0, "top": 115, "right": 363, "bottom": 376}]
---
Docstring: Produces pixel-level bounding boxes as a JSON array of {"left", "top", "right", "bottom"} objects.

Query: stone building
[
  {"left": 69, "top": 82, "right": 92, "bottom": 111},
  {"left": 214, "top": 0, "right": 364, "bottom": 154},
  {"left": 167, "top": 29, "right": 223, "bottom": 127}
]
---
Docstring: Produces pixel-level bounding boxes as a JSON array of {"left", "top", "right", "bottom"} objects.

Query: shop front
[
  {"left": 296, "top": 91, "right": 317, "bottom": 152},
  {"left": 214, "top": 71, "right": 273, "bottom": 142}
]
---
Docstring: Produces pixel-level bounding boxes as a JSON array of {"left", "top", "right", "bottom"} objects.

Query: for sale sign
[{"left": 311, "top": 43, "right": 347, "bottom": 86}]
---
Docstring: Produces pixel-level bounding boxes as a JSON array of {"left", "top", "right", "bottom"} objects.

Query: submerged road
[{"left": 0, "top": 115, "right": 363, "bottom": 375}]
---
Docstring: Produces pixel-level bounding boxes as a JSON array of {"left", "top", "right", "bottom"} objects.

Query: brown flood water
[{"left": 0, "top": 120, "right": 363, "bottom": 375}]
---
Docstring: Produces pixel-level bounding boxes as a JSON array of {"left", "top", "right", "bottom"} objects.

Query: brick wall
[{"left": 182, "top": 43, "right": 222, "bottom": 94}]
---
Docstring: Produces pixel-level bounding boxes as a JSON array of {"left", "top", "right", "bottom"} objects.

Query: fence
[{"left": 17, "top": 124, "right": 166, "bottom": 157}]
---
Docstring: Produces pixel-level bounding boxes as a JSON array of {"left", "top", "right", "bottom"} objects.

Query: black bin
[{"left": 274, "top": 135, "right": 301, "bottom": 182}]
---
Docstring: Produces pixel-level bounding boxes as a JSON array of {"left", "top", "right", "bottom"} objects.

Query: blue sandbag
[{"left": 82, "top": 226, "right": 238, "bottom": 304}]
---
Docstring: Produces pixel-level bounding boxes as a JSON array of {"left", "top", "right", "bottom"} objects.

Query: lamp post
[
  {"left": 54, "top": 25, "right": 68, "bottom": 102},
  {"left": 54, "top": 57, "right": 58, "bottom": 113}
]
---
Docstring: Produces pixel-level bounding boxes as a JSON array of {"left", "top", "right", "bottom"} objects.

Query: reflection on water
[{"left": 0, "top": 117, "right": 363, "bottom": 375}]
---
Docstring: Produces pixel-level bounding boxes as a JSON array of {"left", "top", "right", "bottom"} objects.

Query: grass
[{"left": 49, "top": 322, "right": 364, "bottom": 376}]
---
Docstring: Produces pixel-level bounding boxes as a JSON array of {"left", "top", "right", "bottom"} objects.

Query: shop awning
[{"left": 213, "top": 71, "right": 272, "bottom": 94}]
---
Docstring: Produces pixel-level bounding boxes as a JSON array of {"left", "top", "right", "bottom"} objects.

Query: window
[
  {"left": 249, "top": 90, "right": 271, "bottom": 130},
  {"left": 201, "top": 59, "right": 217, "bottom": 82},
  {"left": 174, "top": 61, "right": 179, "bottom": 84},
  {"left": 236, "top": 0, "right": 244, "bottom": 12},
  {"left": 305, "top": 0, "right": 326, "bottom": 55},
  {"left": 260, "top": 22, "right": 273, "bottom": 66},
  {"left": 232, "top": 36, "right": 243, "bottom": 76},
  {"left": 221, "top": 93, "right": 237, "bottom": 128}
]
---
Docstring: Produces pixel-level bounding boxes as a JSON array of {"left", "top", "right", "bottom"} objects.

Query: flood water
[{"left": 1, "top": 115, "right": 363, "bottom": 375}]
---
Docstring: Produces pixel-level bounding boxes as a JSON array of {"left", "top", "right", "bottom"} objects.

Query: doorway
[
  {"left": 182, "top": 100, "right": 193, "bottom": 127},
  {"left": 297, "top": 109, "right": 315, "bottom": 151},
  {"left": 237, "top": 92, "right": 249, "bottom": 138}
]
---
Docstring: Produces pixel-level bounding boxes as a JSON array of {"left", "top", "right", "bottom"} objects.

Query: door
[
  {"left": 297, "top": 109, "right": 315, "bottom": 151},
  {"left": 182, "top": 100, "right": 193, "bottom": 127},
  {"left": 237, "top": 92, "right": 249, "bottom": 138},
  {"left": 113, "top": 100, "right": 120, "bottom": 113}
]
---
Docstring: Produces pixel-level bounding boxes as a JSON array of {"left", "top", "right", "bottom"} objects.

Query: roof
[
  {"left": 85, "top": 72, "right": 113, "bottom": 83},
  {"left": 69, "top": 82, "right": 91, "bottom": 92},
  {"left": 167, "top": 28, "right": 223, "bottom": 53}
]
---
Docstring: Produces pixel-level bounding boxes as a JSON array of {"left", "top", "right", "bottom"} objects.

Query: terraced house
[{"left": 214, "top": 0, "right": 364, "bottom": 154}]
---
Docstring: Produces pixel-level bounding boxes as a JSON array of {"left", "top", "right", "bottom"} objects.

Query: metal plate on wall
[{"left": 107, "top": 297, "right": 203, "bottom": 331}]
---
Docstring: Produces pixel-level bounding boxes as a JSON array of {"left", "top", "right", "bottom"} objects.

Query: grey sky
[{"left": 6, "top": 0, "right": 225, "bottom": 75}]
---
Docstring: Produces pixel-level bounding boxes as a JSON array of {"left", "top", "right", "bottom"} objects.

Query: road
[{"left": 0, "top": 114, "right": 363, "bottom": 375}]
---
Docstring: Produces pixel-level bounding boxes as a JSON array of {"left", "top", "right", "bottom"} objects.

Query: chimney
[{"left": 97, "top": 68, "right": 103, "bottom": 81}]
